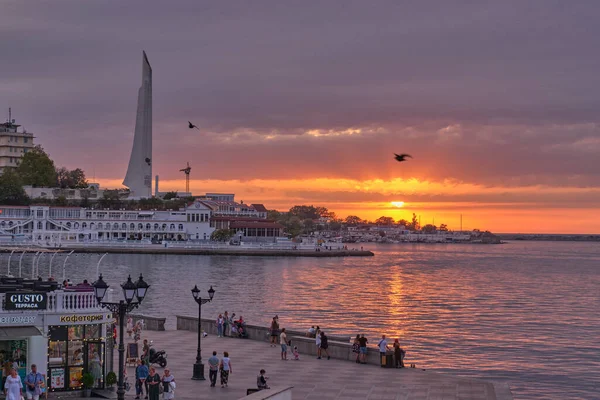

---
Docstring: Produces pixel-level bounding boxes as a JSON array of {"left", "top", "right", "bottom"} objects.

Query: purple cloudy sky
[{"left": 1, "top": 1, "right": 599, "bottom": 228}]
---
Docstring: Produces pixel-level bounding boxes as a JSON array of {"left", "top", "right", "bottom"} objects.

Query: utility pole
[{"left": 180, "top": 162, "right": 191, "bottom": 193}]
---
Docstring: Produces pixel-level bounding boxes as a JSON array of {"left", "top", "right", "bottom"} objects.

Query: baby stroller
[{"left": 232, "top": 320, "right": 249, "bottom": 338}]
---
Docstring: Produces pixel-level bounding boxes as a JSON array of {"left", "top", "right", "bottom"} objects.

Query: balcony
[{"left": 0, "top": 290, "right": 111, "bottom": 313}]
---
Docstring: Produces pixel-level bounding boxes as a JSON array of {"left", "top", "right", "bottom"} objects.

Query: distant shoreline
[{"left": 497, "top": 234, "right": 600, "bottom": 242}]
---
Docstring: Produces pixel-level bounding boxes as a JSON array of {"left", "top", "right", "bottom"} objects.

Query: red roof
[
  {"left": 230, "top": 221, "right": 283, "bottom": 229},
  {"left": 251, "top": 204, "right": 268, "bottom": 212},
  {"left": 211, "top": 216, "right": 266, "bottom": 222}
]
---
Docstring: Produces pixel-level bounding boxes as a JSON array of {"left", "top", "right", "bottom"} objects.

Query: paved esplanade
[{"left": 119, "top": 330, "right": 512, "bottom": 400}]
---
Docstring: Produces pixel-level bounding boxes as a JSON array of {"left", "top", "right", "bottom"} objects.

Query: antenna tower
[{"left": 179, "top": 162, "right": 191, "bottom": 193}]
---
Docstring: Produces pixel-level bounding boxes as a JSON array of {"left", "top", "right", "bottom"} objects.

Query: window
[
  {"left": 121, "top": 223, "right": 127, "bottom": 230},
  {"left": 170, "top": 224, "right": 175, "bottom": 230},
  {"left": 145, "top": 223, "right": 151, "bottom": 230},
  {"left": 137, "top": 223, "right": 143, "bottom": 230},
  {"left": 130, "top": 223, "right": 135, "bottom": 230},
  {"left": 178, "top": 224, "right": 184, "bottom": 231},
  {"left": 74, "top": 222, "right": 79, "bottom": 229},
  {"left": 66, "top": 222, "right": 72, "bottom": 229},
  {"left": 161, "top": 224, "right": 167, "bottom": 231},
  {"left": 112, "top": 223, "right": 119, "bottom": 230},
  {"left": 154, "top": 223, "right": 159, "bottom": 230},
  {"left": 97, "top": 223, "right": 103, "bottom": 229},
  {"left": 90, "top": 223, "right": 95, "bottom": 230},
  {"left": 24, "top": 137, "right": 28, "bottom": 143}
]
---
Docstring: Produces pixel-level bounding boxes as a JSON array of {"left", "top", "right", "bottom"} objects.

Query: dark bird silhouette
[
  {"left": 145, "top": 157, "right": 151, "bottom": 166},
  {"left": 188, "top": 121, "right": 200, "bottom": 130},
  {"left": 394, "top": 153, "right": 412, "bottom": 162}
]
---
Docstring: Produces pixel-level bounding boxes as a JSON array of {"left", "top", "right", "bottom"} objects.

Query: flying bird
[
  {"left": 188, "top": 121, "right": 200, "bottom": 130},
  {"left": 394, "top": 153, "right": 412, "bottom": 162}
]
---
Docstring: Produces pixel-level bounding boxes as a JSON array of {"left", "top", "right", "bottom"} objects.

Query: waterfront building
[
  {"left": 123, "top": 51, "right": 153, "bottom": 199},
  {"left": 0, "top": 198, "right": 278, "bottom": 243},
  {"left": 0, "top": 114, "right": 35, "bottom": 175},
  {"left": 0, "top": 279, "right": 114, "bottom": 393}
]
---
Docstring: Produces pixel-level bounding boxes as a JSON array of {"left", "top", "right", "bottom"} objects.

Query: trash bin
[{"left": 380, "top": 351, "right": 394, "bottom": 368}]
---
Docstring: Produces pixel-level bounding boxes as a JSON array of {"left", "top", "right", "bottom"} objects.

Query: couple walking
[{"left": 207, "top": 351, "right": 233, "bottom": 388}]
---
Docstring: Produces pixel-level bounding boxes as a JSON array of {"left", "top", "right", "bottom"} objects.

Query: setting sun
[{"left": 391, "top": 201, "right": 405, "bottom": 208}]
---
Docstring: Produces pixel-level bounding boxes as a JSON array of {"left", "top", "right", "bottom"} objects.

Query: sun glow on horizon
[{"left": 391, "top": 201, "right": 405, "bottom": 208}]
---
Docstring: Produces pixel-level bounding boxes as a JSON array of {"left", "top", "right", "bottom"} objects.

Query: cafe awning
[{"left": 0, "top": 326, "right": 42, "bottom": 338}]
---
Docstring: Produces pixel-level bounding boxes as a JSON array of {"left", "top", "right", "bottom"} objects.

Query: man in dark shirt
[{"left": 358, "top": 334, "right": 368, "bottom": 364}]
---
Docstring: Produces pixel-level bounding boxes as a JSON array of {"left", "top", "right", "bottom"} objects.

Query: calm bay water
[{"left": 3, "top": 241, "right": 599, "bottom": 399}]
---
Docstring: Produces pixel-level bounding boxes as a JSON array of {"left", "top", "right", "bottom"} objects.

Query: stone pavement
[{"left": 116, "top": 330, "right": 512, "bottom": 400}]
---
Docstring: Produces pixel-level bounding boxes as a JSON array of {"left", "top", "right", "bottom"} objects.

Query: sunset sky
[{"left": 2, "top": 1, "right": 599, "bottom": 233}]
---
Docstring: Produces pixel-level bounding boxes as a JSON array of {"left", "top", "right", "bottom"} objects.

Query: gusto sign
[{"left": 4, "top": 292, "right": 48, "bottom": 310}]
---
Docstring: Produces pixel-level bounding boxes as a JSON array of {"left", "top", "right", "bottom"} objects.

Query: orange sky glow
[{"left": 96, "top": 177, "right": 600, "bottom": 234}]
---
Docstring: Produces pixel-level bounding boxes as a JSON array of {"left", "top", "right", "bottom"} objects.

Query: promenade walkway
[{"left": 118, "top": 329, "right": 512, "bottom": 400}]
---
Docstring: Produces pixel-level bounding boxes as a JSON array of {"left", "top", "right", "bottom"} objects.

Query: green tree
[
  {"left": 17, "top": 145, "right": 57, "bottom": 187},
  {"left": 55, "top": 195, "right": 68, "bottom": 206},
  {"left": 288, "top": 205, "right": 327, "bottom": 220},
  {"left": 68, "top": 168, "right": 88, "bottom": 188},
  {"left": 329, "top": 221, "right": 342, "bottom": 231},
  {"left": 284, "top": 216, "right": 303, "bottom": 237},
  {"left": 303, "top": 218, "right": 315, "bottom": 234},
  {"left": 408, "top": 213, "right": 420, "bottom": 231},
  {"left": 100, "top": 190, "right": 122, "bottom": 209},
  {"left": 267, "top": 210, "right": 282, "bottom": 221},
  {"left": 344, "top": 215, "right": 362, "bottom": 225},
  {"left": 163, "top": 191, "right": 178, "bottom": 200},
  {"left": 0, "top": 169, "right": 29, "bottom": 205},
  {"left": 375, "top": 216, "right": 395, "bottom": 225},
  {"left": 397, "top": 219, "right": 409, "bottom": 228},
  {"left": 421, "top": 224, "right": 437, "bottom": 233},
  {"left": 211, "top": 229, "right": 234, "bottom": 242}
]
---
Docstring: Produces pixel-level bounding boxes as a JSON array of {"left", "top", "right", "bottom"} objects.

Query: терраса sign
[{"left": 4, "top": 293, "right": 48, "bottom": 310}]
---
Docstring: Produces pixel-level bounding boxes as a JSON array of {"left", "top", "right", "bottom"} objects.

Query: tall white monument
[{"left": 123, "top": 51, "right": 153, "bottom": 198}]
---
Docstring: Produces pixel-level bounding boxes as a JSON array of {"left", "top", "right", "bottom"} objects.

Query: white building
[
  {"left": 0, "top": 113, "right": 35, "bottom": 175},
  {"left": 0, "top": 199, "right": 216, "bottom": 243},
  {"left": 0, "top": 281, "right": 114, "bottom": 394}
]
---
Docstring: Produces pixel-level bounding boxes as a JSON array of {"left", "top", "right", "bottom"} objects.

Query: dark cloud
[{"left": 1, "top": 1, "right": 600, "bottom": 189}]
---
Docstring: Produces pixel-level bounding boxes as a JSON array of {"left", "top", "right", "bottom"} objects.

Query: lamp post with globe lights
[
  {"left": 191, "top": 285, "right": 215, "bottom": 380},
  {"left": 93, "top": 274, "right": 150, "bottom": 400}
]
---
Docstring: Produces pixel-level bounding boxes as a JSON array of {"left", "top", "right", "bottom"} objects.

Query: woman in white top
[
  {"left": 219, "top": 351, "right": 232, "bottom": 388},
  {"left": 315, "top": 327, "right": 322, "bottom": 358},
  {"left": 126, "top": 316, "right": 134, "bottom": 338},
  {"left": 4, "top": 368, "right": 23, "bottom": 400},
  {"left": 161, "top": 369, "right": 175, "bottom": 400}
]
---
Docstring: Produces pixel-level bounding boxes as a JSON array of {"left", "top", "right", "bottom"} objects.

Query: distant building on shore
[{"left": 0, "top": 110, "right": 35, "bottom": 175}]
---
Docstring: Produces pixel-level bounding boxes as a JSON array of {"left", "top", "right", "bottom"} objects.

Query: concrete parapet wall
[
  {"left": 240, "top": 386, "right": 293, "bottom": 400},
  {"left": 289, "top": 335, "right": 389, "bottom": 365},
  {"left": 176, "top": 315, "right": 349, "bottom": 342},
  {"left": 130, "top": 313, "right": 166, "bottom": 331}
]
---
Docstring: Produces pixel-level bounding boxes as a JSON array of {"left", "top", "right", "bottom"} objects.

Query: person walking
[
  {"left": 352, "top": 335, "right": 361, "bottom": 363},
  {"left": 135, "top": 359, "right": 149, "bottom": 399},
  {"left": 393, "top": 339, "right": 405, "bottom": 368},
  {"left": 24, "top": 364, "right": 43, "bottom": 400},
  {"left": 207, "top": 351, "right": 220, "bottom": 387},
  {"left": 161, "top": 369, "right": 175, "bottom": 400},
  {"left": 269, "top": 317, "right": 279, "bottom": 347},
  {"left": 320, "top": 331, "right": 331, "bottom": 360},
  {"left": 219, "top": 351, "right": 232, "bottom": 388},
  {"left": 142, "top": 339, "right": 150, "bottom": 365},
  {"left": 216, "top": 314, "right": 224, "bottom": 337},
  {"left": 127, "top": 316, "right": 134, "bottom": 338},
  {"left": 280, "top": 328, "right": 288, "bottom": 360},
  {"left": 358, "top": 334, "right": 368, "bottom": 364},
  {"left": 146, "top": 367, "right": 161, "bottom": 400},
  {"left": 4, "top": 368, "right": 23, "bottom": 400}
]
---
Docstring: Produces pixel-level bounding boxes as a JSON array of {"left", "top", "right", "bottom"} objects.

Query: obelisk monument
[{"left": 123, "top": 51, "right": 152, "bottom": 198}]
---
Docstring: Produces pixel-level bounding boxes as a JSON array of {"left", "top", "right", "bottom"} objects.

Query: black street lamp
[
  {"left": 94, "top": 274, "right": 150, "bottom": 400},
  {"left": 191, "top": 285, "right": 215, "bottom": 380}
]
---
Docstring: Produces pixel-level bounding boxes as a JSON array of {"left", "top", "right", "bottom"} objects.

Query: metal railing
[{"left": 0, "top": 290, "right": 109, "bottom": 313}]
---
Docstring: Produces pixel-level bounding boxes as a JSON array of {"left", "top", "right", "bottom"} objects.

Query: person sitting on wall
[{"left": 257, "top": 369, "right": 269, "bottom": 390}]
